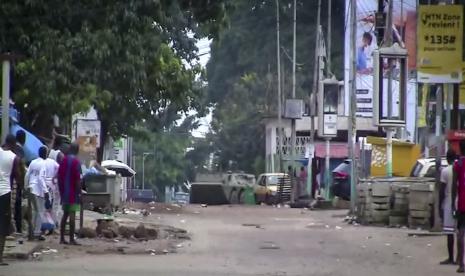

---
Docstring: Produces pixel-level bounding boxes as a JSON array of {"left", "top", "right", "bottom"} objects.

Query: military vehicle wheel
[
  {"left": 238, "top": 189, "right": 245, "bottom": 204},
  {"left": 229, "top": 190, "right": 238, "bottom": 204},
  {"left": 254, "top": 194, "right": 260, "bottom": 205}
]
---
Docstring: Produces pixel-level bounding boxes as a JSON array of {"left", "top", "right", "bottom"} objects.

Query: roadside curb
[
  {"left": 4, "top": 241, "right": 42, "bottom": 260},
  {"left": 407, "top": 232, "right": 446, "bottom": 237}
]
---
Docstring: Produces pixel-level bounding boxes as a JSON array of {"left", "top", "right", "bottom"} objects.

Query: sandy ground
[{"left": 0, "top": 204, "right": 457, "bottom": 276}]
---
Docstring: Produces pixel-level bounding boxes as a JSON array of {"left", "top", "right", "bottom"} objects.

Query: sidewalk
[{"left": 4, "top": 238, "right": 41, "bottom": 260}]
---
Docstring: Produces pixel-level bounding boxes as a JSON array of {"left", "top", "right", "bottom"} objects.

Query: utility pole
[
  {"left": 290, "top": 0, "right": 297, "bottom": 167},
  {"left": 432, "top": 0, "right": 455, "bottom": 233},
  {"left": 276, "top": 0, "right": 282, "bottom": 173},
  {"left": 1, "top": 56, "right": 11, "bottom": 143},
  {"left": 309, "top": 0, "right": 322, "bottom": 197},
  {"left": 385, "top": 0, "right": 394, "bottom": 178},
  {"left": 142, "top": 152, "right": 152, "bottom": 190},
  {"left": 348, "top": 0, "right": 357, "bottom": 212},
  {"left": 327, "top": 0, "right": 332, "bottom": 76},
  {"left": 324, "top": 0, "right": 332, "bottom": 200},
  {"left": 289, "top": 0, "right": 297, "bottom": 202},
  {"left": 132, "top": 154, "right": 136, "bottom": 190},
  {"left": 433, "top": 85, "right": 443, "bottom": 231},
  {"left": 292, "top": 0, "right": 296, "bottom": 102}
]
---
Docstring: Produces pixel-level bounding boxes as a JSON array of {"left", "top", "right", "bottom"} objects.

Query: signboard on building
[
  {"left": 305, "top": 144, "right": 315, "bottom": 159},
  {"left": 417, "top": 5, "right": 463, "bottom": 83},
  {"left": 343, "top": 0, "right": 417, "bottom": 140},
  {"left": 113, "top": 138, "right": 127, "bottom": 163},
  {"left": 75, "top": 119, "right": 101, "bottom": 147},
  {"left": 323, "top": 114, "right": 337, "bottom": 136},
  {"left": 356, "top": 89, "right": 373, "bottom": 117}
]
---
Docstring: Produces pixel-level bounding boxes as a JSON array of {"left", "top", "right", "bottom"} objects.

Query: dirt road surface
[{"left": 0, "top": 205, "right": 455, "bottom": 276}]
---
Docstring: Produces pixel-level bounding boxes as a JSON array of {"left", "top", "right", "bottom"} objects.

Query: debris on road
[
  {"left": 242, "top": 223, "right": 261, "bottom": 228},
  {"left": 118, "top": 226, "right": 136, "bottom": 239},
  {"left": 260, "top": 241, "right": 280, "bottom": 250},
  {"left": 79, "top": 227, "right": 97, "bottom": 238},
  {"left": 142, "top": 209, "right": 150, "bottom": 217},
  {"left": 135, "top": 223, "right": 148, "bottom": 239},
  {"left": 147, "top": 228, "right": 159, "bottom": 239},
  {"left": 41, "top": 248, "right": 58, "bottom": 254}
]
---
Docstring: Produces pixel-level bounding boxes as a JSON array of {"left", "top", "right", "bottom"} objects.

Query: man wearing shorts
[
  {"left": 440, "top": 149, "right": 457, "bottom": 265},
  {"left": 0, "top": 135, "right": 23, "bottom": 265},
  {"left": 453, "top": 140, "right": 465, "bottom": 273},
  {"left": 57, "top": 143, "right": 82, "bottom": 245}
]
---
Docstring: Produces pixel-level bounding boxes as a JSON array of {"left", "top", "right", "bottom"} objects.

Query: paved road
[{"left": 1, "top": 205, "right": 456, "bottom": 276}]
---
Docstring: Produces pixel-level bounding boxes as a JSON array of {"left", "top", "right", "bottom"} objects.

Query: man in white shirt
[
  {"left": 440, "top": 149, "right": 458, "bottom": 265},
  {"left": 26, "top": 146, "right": 49, "bottom": 241},
  {"left": 0, "top": 135, "right": 22, "bottom": 266},
  {"left": 43, "top": 154, "right": 60, "bottom": 226}
]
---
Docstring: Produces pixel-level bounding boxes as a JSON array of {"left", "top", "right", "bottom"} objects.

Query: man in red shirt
[
  {"left": 453, "top": 140, "right": 465, "bottom": 273},
  {"left": 57, "top": 143, "right": 82, "bottom": 245}
]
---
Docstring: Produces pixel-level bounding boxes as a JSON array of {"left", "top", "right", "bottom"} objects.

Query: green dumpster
[{"left": 244, "top": 186, "right": 256, "bottom": 205}]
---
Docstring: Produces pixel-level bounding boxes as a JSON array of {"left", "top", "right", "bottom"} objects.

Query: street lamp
[{"left": 142, "top": 152, "right": 153, "bottom": 190}]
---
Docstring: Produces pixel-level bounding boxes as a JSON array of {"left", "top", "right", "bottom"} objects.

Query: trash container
[
  {"left": 244, "top": 186, "right": 256, "bottom": 205},
  {"left": 83, "top": 174, "right": 119, "bottom": 208}
]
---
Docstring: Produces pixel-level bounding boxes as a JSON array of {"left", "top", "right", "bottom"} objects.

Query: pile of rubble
[{"left": 79, "top": 220, "right": 159, "bottom": 240}]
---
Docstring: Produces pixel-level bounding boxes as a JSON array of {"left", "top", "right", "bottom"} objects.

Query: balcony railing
[{"left": 276, "top": 136, "right": 311, "bottom": 157}]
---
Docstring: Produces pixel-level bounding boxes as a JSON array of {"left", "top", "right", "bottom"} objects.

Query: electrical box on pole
[
  {"left": 318, "top": 77, "right": 340, "bottom": 137},
  {"left": 373, "top": 43, "right": 408, "bottom": 127},
  {"left": 284, "top": 99, "right": 303, "bottom": 119}
]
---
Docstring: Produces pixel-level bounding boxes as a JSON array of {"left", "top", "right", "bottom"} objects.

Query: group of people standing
[
  {"left": 0, "top": 131, "right": 82, "bottom": 266},
  {"left": 289, "top": 162, "right": 319, "bottom": 201}
]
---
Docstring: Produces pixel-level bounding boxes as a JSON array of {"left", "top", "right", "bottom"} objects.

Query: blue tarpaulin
[{"left": 10, "top": 124, "right": 44, "bottom": 163}]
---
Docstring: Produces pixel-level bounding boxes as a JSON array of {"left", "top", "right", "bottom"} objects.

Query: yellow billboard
[{"left": 418, "top": 5, "right": 463, "bottom": 83}]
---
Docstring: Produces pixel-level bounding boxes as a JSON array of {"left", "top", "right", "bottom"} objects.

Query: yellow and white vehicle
[{"left": 254, "top": 173, "right": 291, "bottom": 205}]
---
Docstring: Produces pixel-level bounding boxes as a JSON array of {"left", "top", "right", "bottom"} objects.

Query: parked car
[
  {"left": 254, "top": 173, "right": 291, "bottom": 204},
  {"left": 410, "top": 157, "right": 448, "bottom": 177},
  {"left": 332, "top": 159, "right": 351, "bottom": 201}
]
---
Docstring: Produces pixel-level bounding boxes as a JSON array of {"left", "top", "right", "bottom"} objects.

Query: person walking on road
[
  {"left": 26, "top": 146, "right": 49, "bottom": 241},
  {"left": 453, "top": 140, "right": 465, "bottom": 273},
  {"left": 48, "top": 132, "right": 65, "bottom": 164},
  {"left": 0, "top": 135, "right": 23, "bottom": 265},
  {"left": 299, "top": 166, "right": 308, "bottom": 198},
  {"left": 43, "top": 150, "right": 60, "bottom": 226},
  {"left": 440, "top": 149, "right": 457, "bottom": 265},
  {"left": 58, "top": 143, "right": 82, "bottom": 245},
  {"left": 12, "top": 130, "right": 26, "bottom": 234}
]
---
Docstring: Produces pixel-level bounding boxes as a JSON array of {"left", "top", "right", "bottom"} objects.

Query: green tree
[
  {"left": 0, "top": 0, "right": 230, "bottom": 157},
  {"left": 133, "top": 115, "right": 201, "bottom": 197}
]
